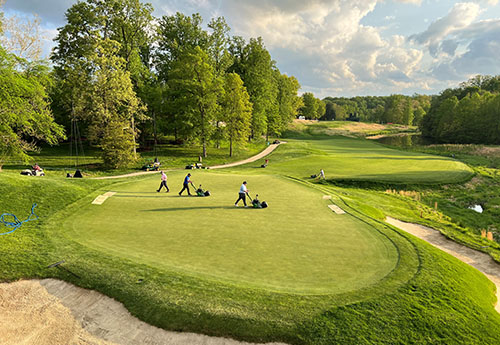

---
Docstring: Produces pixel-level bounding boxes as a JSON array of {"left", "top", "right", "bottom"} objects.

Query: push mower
[{"left": 247, "top": 193, "right": 268, "bottom": 209}]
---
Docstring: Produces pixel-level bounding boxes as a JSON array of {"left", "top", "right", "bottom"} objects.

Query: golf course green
[
  {"left": 243, "top": 137, "right": 473, "bottom": 184},
  {"left": 63, "top": 172, "right": 398, "bottom": 294}
]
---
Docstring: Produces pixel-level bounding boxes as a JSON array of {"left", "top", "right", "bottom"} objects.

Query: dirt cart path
[
  {"left": 0, "top": 279, "right": 288, "bottom": 345},
  {"left": 386, "top": 217, "right": 500, "bottom": 314}
]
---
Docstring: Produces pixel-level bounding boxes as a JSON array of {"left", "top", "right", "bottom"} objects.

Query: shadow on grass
[{"left": 142, "top": 206, "right": 251, "bottom": 212}]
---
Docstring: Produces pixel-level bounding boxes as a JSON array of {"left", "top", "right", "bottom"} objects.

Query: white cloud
[{"left": 410, "top": 2, "right": 481, "bottom": 57}]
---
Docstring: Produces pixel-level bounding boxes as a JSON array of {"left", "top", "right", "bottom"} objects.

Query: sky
[{"left": 3, "top": 0, "right": 500, "bottom": 98}]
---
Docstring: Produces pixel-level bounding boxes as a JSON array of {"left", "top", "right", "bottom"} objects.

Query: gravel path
[{"left": 386, "top": 217, "right": 500, "bottom": 313}]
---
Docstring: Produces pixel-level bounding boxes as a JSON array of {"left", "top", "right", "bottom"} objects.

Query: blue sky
[{"left": 3, "top": 0, "right": 500, "bottom": 98}]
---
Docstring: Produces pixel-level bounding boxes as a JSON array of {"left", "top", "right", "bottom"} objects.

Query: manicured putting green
[
  {"left": 249, "top": 137, "right": 473, "bottom": 184},
  {"left": 64, "top": 172, "right": 398, "bottom": 294}
]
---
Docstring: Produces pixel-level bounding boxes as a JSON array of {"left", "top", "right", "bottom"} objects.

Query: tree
[
  {"left": 299, "top": 92, "right": 319, "bottom": 119},
  {"left": 167, "top": 46, "right": 222, "bottom": 157},
  {"left": 155, "top": 12, "right": 209, "bottom": 80},
  {"left": 0, "top": 48, "right": 65, "bottom": 169},
  {"left": 73, "top": 39, "right": 145, "bottom": 168},
  {"left": 1, "top": 13, "right": 42, "bottom": 61},
  {"left": 316, "top": 99, "right": 326, "bottom": 120},
  {"left": 51, "top": 0, "right": 153, "bottom": 141},
  {"left": 232, "top": 37, "right": 276, "bottom": 138},
  {"left": 222, "top": 73, "right": 252, "bottom": 156},
  {"left": 275, "top": 73, "right": 302, "bottom": 134}
]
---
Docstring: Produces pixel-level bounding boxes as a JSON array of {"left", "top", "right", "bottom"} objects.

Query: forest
[
  {"left": 1, "top": 0, "right": 303, "bottom": 169},
  {"left": 420, "top": 75, "right": 500, "bottom": 144}
]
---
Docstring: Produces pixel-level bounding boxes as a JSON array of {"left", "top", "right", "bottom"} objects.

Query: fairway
[
  {"left": 62, "top": 171, "right": 398, "bottom": 294},
  {"left": 250, "top": 137, "right": 473, "bottom": 184}
]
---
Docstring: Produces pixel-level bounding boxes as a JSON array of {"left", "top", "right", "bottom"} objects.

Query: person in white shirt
[
  {"left": 319, "top": 169, "right": 325, "bottom": 179},
  {"left": 235, "top": 181, "right": 249, "bottom": 207},
  {"left": 157, "top": 171, "right": 169, "bottom": 192}
]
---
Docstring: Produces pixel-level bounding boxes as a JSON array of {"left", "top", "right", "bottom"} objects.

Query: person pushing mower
[
  {"left": 235, "top": 181, "right": 249, "bottom": 207},
  {"left": 157, "top": 171, "right": 169, "bottom": 192},
  {"left": 179, "top": 173, "right": 194, "bottom": 196}
]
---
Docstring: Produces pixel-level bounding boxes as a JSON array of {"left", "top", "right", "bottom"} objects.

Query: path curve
[
  {"left": 208, "top": 142, "right": 284, "bottom": 169},
  {"left": 0, "top": 278, "right": 289, "bottom": 345},
  {"left": 386, "top": 217, "right": 500, "bottom": 313},
  {"left": 93, "top": 142, "right": 284, "bottom": 179}
]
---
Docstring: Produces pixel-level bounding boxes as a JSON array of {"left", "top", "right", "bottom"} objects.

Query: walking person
[
  {"left": 157, "top": 171, "right": 169, "bottom": 192},
  {"left": 235, "top": 181, "right": 249, "bottom": 207},
  {"left": 179, "top": 173, "right": 194, "bottom": 196},
  {"left": 319, "top": 169, "right": 325, "bottom": 179}
]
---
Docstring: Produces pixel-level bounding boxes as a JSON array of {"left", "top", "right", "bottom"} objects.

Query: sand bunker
[
  {"left": 0, "top": 279, "right": 288, "bottom": 345},
  {"left": 386, "top": 217, "right": 500, "bottom": 313}
]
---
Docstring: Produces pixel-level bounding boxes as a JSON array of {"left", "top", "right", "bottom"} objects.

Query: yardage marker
[
  {"left": 92, "top": 192, "right": 116, "bottom": 205},
  {"left": 328, "top": 204, "right": 345, "bottom": 214}
]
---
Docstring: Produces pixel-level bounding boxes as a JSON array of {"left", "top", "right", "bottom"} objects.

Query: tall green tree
[
  {"left": 299, "top": 92, "right": 319, "bottom": 119},
  {"left": 155, "top": 12, "right": 208, "bottom": 80},
  {"left": 275, "top": 73, "right": 302, "bottom": 134},
  {"left": 51, "top": 0, "right": 153, "bottom": 140},
  {"left": 73, "top": 39, "right": 145, "bottom": 168},
  {"left": 0, "top": 48, "right": 65, "bottom": 169},
  {"left": 167, "top": 46, "right": 222, "bottom": 157},
  {"left": 222, "top": 73, "right": 252, "bottom": 156},
  {"left": 232, "top": 37, "right": 276, "bottom": 138}
]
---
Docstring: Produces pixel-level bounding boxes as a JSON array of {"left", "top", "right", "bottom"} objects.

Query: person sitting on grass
[
  {"left": 179, "top": 173, "right": 193, "bottom": 196},
  {"left": 235, "top": 181, "right": 249, "bottom": 207},
  {"left": 157, "top": 171, "right": 169, "bottom": 193}
]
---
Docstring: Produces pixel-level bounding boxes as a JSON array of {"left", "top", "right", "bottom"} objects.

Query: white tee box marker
[
  {"left": 328, "top": 204, "right": 346, "bottom": 215},
  {"left": 92, "top": 195, "right": 108, "bottom": 205},
  {"left": 91, "top": 192, "right": 116, "bottom": 205}
]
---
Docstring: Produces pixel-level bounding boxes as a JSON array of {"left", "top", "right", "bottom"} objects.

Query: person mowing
[
  {"left": 235, "top": 181, "right": 249, "bottom": 207},
  {"left": 179, "top": 173, "right": 194, "bottom": 196},
  {"left": 157, "top": 171, "right": 169, "bottom": 192}
]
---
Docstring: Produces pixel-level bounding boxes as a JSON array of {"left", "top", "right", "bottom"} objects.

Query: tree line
[
  {"left": 49, "top": 0, "right": 303, "bottom": 167},
  {"left": 420, "top": 75, "right": 500, "bottom": 144},
  {"left": 322, "top": 94, "right": 431, "bottom": 126},
  {"left": 0, "top": 0, "right": 303, "bottom": 169}
]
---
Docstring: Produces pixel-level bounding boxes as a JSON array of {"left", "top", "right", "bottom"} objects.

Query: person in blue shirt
[{"left": 179, "top": 173, "right": 194, "bottom": 196}]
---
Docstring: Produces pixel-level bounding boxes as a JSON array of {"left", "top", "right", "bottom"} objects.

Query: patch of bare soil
[
  {"left": 474, "top": 146, "right": 500, "bottom": 157},
  {"left": 386, "top": 217, "right": 500, "bottom": 314},
  {"left": 0, "top": 279, "right": 289, "bottom": 345}
]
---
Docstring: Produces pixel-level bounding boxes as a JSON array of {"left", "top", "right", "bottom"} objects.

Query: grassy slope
[{"left": 1, "top": 133, "right": 500, "bottom": 343}]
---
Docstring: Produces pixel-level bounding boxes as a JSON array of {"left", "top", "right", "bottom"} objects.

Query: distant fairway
[
  {"left": 249, "top": 137, "right": 473, "bottom": 184},
  {"left": 63, "top": 172, "right": 398, "bottom": 294}
]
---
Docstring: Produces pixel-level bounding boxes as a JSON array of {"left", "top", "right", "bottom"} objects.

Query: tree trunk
[
  {"left": 131, "top": 116, "right": 137, "bottom": 158},
  {"left": 216, "top": 121, "right": 220, "bottom": 149},
  {"left": 229, "top": 137, "right": 233, "bottom": 157}
]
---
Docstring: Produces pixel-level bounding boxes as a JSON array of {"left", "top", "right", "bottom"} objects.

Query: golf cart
[{"left": 20, "top": 165, "right": 45, "bottom": 177}]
